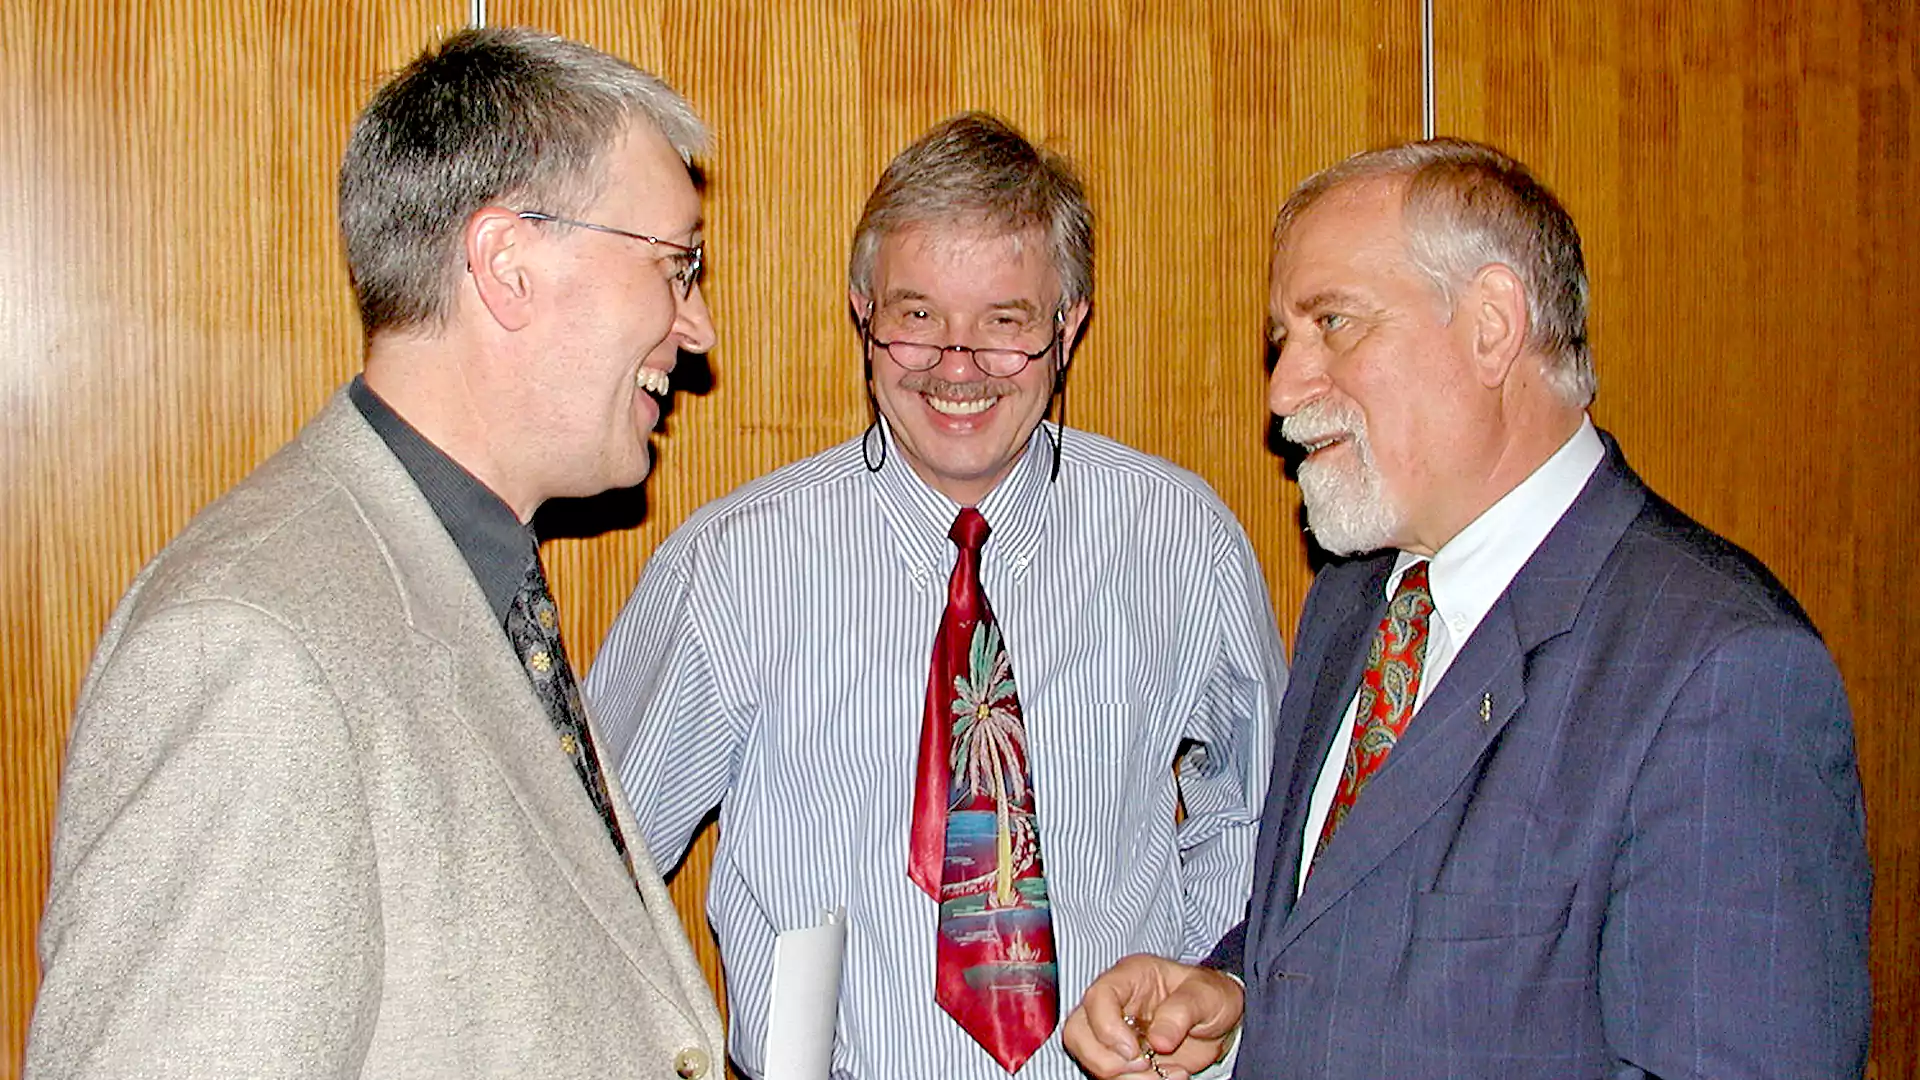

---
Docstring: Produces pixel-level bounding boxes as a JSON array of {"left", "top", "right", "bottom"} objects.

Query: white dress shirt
[
  {"left": 587, "top": 422, "right": 1289, "bottom": 1079},
  {"left": 1295, "top": 418, "right": 1604, "bottom": 896}
]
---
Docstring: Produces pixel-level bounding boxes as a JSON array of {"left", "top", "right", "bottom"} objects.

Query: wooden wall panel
[
  {"left": 1440, "top": 2, "right": 1920, "bottom": 1076},
  {"left": 12, "top": 1, "right": 1913, "bottom": 1078}
]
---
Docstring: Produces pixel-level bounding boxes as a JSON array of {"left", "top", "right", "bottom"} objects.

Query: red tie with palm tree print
[
  {"left": 909, "top": 507, "right": 1057, "bottom": 1072},
  {"left": 1312, "top": 560, "right": 1434, "bottom": 869}
]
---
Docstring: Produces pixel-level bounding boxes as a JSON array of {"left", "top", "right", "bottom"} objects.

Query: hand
[{"left": 1064, "top": 953, "right": 1245, "bottom": 1079}]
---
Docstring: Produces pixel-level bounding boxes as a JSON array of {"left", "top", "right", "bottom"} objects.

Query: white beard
[{"left": 1282, "top": 401, "right": 1401, "bottom": 556}]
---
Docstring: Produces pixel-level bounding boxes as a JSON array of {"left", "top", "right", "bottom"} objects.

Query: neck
[
  {"left": 1405, "top": 394, "right": 1585, "bottom": 559},
  {"left": 363, "top": 331, "right": 541, "bottom": 522}
]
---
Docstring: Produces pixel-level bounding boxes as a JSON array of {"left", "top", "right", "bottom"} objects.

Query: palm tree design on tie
[{"left": 950, "top": 622, "right": 1030, "bottom": 907}]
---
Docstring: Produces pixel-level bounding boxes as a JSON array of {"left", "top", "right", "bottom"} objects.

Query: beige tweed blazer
[{"left": 28, "top": 390, "right": 724, "bottom": 1079}]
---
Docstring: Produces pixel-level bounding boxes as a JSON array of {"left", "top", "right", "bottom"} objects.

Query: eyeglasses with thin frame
[
  {"left": 514, "top": 210, "right": 703, "bottom": 298},
  {"left": 861, "top": 305, "right": 1065, "bottom": 378}
]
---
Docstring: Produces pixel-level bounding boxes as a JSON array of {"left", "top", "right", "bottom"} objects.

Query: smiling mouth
[
  {"left": 635, "top": 367, "right": 672, "bottom": 397},
  {"left": 927, "top": 394, "right": 997, "bottom": 417},
  {"left": 1296, "top": 433, "right": 1348, "bottom": 456}
]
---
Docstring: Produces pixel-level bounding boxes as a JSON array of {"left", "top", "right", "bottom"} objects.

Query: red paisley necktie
[
  {"left": 1312, "top": 560, "right": 1434, "bottom": 869},
  {"left": 909, "top": 508, "right": 1057, "bottom": 1072}
]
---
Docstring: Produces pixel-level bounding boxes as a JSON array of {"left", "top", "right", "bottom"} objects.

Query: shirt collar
[
  {"left": 1389, "top": 416, "right": 1606, "bottom": 627},
  {"left": 349, "top": 375, "right": 535, "bottom": 623},
  {"left": 867, "top": 417, "right": 1057, "bottom": 586}
]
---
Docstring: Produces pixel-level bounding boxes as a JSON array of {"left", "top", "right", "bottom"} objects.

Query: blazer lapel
[
  {"left": 433, "top": 615, "right": 702, "bottom": 1019},
  {"left": 1272, "top": 440, "right": 1649, "bottom": 951},
  {"left": 299, "top": 393, "right": 704, "bottom": 1028}
]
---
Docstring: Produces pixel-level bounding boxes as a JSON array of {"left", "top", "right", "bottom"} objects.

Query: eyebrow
[
  {"left": 875, "top": 293, "right": 1045, "bottom": 317},
  {"left": 877, "top": 288, "right": 932, "bottom": 307},
  {"left": 985, "top": 298, "right": 1043, "bottom": 318},
  {"left": 1293, "top": 287, "right": 1370, "bottom": 314}
]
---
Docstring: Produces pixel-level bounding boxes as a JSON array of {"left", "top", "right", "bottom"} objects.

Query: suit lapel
[
  {"left": 298, "top": 393, "right": 705, "bottom": 1029},
  {"left": 1271, "top": 441, "right": 1649, "bottom": 952},
  {"left": 1246, "top": 556, "right": 1391, "bottom": 953},
  {"left": 1279, "top": 608, "right": 1528, "bottom": 942}
]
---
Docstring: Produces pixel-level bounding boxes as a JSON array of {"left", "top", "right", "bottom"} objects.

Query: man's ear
[
  {"left": 1468, "top": 263, "right": 1527, "bottom": 388},
  {"left": 467, "top": 207, "right": 535, "bottom": 332},
  {"left": 848, "top": 288, "right": 872, "bottom": 324},
  {"left": 1058, "top": 299, "right": 1092, "bottom": 368}
]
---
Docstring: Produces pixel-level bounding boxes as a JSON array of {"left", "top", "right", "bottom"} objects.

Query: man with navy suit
[{"left": 1064, "top": 138, "right": 1871, "bottom": 1079}]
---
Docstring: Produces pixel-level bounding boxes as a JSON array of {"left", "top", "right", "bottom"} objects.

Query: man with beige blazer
[{"left": 27, "top": 28, "right": 723, "bottom": 1080}]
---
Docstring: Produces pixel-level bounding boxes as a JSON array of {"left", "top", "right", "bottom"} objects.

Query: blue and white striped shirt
[{"left": 586, "top": 423, "right": 1288, "bottom": 1079}]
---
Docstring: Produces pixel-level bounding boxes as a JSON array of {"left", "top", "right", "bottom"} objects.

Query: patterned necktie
[
  {"left": 908, "top": 508, "right": 1057, "bottom": 1072},
  {"left": 1312, "top": 561, "right": 1434, "bottom": 869},
  {"left": 506, "top": 553, "right": 633, "bottom": 880}
]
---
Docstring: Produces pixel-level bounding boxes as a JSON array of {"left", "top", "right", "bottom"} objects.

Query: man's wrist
[{"left": 1191, "top": 971, "right": 1243, "bottom": 1078}]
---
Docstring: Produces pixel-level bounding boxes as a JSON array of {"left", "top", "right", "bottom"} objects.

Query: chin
[
  {"left": 607, "top": 450, "right": 655, "bottom": 493},
  {"left": 1299, "top": 483, "right": 1400, "bottom": 556}
]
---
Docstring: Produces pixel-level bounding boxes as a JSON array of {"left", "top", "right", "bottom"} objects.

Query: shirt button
[{"left": 673, "top": 1047, "right": 710, "bottom": 1078}]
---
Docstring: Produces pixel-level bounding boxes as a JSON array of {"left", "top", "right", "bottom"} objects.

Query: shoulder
[
  {"left": 129, "top": 446, "right": 367, "bottom": 614},
  {"left": 1621, "top": 491, "right": 1814, "bottom": 630},
  {"left": 1055, "top": 427, "right": 1247, "bottom": 535},
  {"left": 1557, "top": 480, "right": 1823, "bottom": 671},
  {"left": 1558, "top": 436, "right": 1814, "bottom": 638},
  {"left": 108, "top": 412, "right": 439, "bottom": 656},
  {"left": 648, "top": 434, "right": 872, "bottom": 563},
  {"left": 1524, "top": 469, "right": 1840, "bottom": 731}
]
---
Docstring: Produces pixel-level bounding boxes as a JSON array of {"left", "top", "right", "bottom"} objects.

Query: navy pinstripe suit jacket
[{"left": 1211, "top": 437, "right": 1871, "bottom": 1079}]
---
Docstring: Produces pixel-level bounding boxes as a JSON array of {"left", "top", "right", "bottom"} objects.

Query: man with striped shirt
[{"left": 587, "top": 113, "right": 1288, "bottom": 1078}]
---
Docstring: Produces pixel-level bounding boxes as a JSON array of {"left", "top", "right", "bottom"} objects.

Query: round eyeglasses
[
  {"left": 515, "top": 210, "right": 703, "bottom": 298},
  {"left": 861, "top": 309, "right": 1064, "bottom": 378}
]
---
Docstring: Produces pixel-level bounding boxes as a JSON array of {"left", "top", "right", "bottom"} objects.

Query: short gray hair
[
  {"left": 849, "top": 112, "right": 1093, "bottom": 311},
  {"left": 339, "top": 27, "right": 707, "bottom": 337},
  {"left": 1275, "top": 137, "right": 1595, "bottom": 407}
]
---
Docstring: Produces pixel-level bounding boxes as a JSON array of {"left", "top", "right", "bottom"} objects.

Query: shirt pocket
[{"left": 1035, "top": 695, "right": 1157, "bottom": 771}]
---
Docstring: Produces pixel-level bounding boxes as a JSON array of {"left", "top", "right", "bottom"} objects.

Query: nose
[
  {"left": 674, "top": 281, "right": 716, "bottom": 354},
  {"left": 1268, "top": 338, "right": 1329, "bottom": 419},
  {"left": 933, "top": 342, "right": 986, "bottom": 380}
]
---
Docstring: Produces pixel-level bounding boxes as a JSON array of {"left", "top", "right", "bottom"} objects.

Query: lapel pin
[{"left": 1479, "top": 693, "right": 1492, "bottom": 724}]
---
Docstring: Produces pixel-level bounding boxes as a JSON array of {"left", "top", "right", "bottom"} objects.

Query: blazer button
[{"left": 673, "top": 1047, "right": 710, "bottom": 1079}]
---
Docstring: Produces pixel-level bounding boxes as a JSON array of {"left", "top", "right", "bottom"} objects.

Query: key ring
[{"left": 1121, "top": 1013, "right": 1173, "bottom": 1080}]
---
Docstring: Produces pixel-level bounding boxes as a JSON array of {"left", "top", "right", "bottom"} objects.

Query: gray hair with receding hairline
[
  {"left": 338, "top": 26, "right": 707, "bottom": 338},
  {"left": 848, "top": 112, "right": 1093, "bottom": 312},
  {"left": 1275, "top": 137, "right": 1596, "bottom": 408}
]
